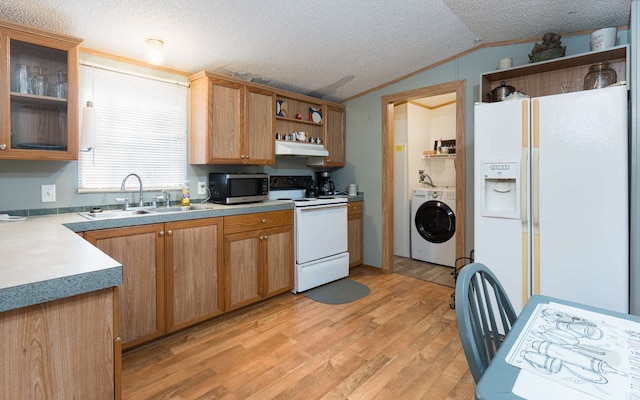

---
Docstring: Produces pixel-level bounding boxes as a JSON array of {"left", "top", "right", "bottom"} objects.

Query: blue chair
[{"left": 455, "top": 262, "right": 517, "bottom": 383}]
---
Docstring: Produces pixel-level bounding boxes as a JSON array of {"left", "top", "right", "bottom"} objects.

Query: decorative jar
[{"left": 583, "top": 63, "right": 617, "bottom": 90}]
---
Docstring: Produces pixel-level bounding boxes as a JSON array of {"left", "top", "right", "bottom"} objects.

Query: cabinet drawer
[
  {"left": 224, "top": 210, "right": 293, "bottom": 234},
  {"left": 348, "top": 202, "right": 363, "bottom": 215}
]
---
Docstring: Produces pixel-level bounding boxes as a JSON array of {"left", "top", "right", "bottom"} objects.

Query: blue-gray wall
[{"left": 331, "top": 31, "right": 629, "bottom": 269}]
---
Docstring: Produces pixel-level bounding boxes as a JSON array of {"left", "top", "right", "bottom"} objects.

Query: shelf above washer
[{"left": 421, "top": 154, "right": 456, "bottom": 160}]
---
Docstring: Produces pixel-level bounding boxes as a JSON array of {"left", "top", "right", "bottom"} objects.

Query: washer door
[{"left": 414, "top": 200, "right": 455, "bottom": 243}]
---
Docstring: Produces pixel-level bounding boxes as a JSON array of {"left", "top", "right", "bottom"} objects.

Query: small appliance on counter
[
  {"left": 305, "top": 180, "right": 319, "bottom": 198},
  {"left": 317, "top": 171, "right": 336, "bottom": 197},
  {"left": 208, "top": 172, "right": 269, "bottom": 204}
]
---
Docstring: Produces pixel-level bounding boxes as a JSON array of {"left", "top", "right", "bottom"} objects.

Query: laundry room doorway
[{"left": 380, "top": 81, "right": 466, "bottom": 280}]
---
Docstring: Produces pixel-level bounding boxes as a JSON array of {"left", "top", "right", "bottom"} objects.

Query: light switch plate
[{"left": 41, "top": 184, "right": 56, "bottom": 203}]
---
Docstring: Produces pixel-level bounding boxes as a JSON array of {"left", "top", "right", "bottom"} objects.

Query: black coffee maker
[
  {"left": 317, "top": 171, "right": 336, "bottom": 197},
  {"left": 305, "top": 179, "right": 319, "bottom": 198}
]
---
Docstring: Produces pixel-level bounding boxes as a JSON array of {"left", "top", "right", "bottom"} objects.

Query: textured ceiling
[{"left": 0, "top": 0, "right": 632, "bottom": 102}]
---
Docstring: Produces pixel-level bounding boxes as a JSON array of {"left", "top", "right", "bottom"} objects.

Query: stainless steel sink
[
  {"left": 79, "top": 208, "right": 155, "bottom": 220},
  {"left": 149, "top": 206, "right": 196, "bottom": 213},
  {"left": 79, "top": 204, "right": 206, "bottom": 220}
]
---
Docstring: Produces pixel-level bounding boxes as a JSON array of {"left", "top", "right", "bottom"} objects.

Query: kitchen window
[{"left": 77, "top": 63, "right": 188, "bottom": 192}]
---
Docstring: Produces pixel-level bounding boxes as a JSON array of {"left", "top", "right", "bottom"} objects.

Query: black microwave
[{"left": 208, "top": 173, "right": 269, "bottom": 204}]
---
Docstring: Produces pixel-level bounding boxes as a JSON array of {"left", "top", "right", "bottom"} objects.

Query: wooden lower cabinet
[
  {"left": 165, "top": 218, "right": 224, "bottom": 333},
  {"left": 85, "top": 217, "right": 223, "bottom": 348},
  {"left": 86, "top": 224, "right": 165, "bottom": 349},
  {"left": 348, "top": 201, "right": 363, "bottom": 267},
  {"left": 0, "top": 288, "right": 117, "bottom": 399},
  {"left": 264, "top": 226, "right": 294, "bottom": 297},
  {"left": 224, "top": 210, "right": 294, "bottom": 311}
]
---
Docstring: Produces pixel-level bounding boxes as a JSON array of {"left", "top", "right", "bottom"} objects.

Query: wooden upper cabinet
[
  {"left": 0, "top": 19, "right": 82, "bottom": 160},
  {"left": 189, "top": 71, "right": 275, "bottom": 164},
  {"left": 190, "top": 74, "right": 243, "bottom": 163},
  {"left": 244, "top": 86, "right": 275, "bottom": 164},
  {"left": 324, "top": 105, "right": 345, "bottom": 167}
]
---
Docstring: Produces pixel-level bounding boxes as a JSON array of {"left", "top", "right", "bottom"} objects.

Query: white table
[{"left": 475, "top": 295, "right": 640, "bottom": 400}]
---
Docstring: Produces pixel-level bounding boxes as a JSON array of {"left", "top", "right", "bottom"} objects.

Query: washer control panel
[{"left": 428, "top": 190, "right": 455, "bottom": 200}]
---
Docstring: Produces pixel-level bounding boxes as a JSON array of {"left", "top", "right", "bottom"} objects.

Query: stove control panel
[{"left": 270, "top": 175, "right": 314, "bottom": 190}]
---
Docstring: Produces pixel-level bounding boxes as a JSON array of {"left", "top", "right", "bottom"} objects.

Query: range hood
[{"left": 275, "top": 141, "right": 329, "bottom": 157}]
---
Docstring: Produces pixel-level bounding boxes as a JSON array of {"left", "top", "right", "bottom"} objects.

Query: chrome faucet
[
  {"left": 120, "top": 173, "right": 144, "bottom": 208},
  {"left": 161, "top": 189, "right": 171, "bottom": 207}
]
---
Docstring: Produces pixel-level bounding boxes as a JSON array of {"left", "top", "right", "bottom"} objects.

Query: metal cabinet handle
[
  {"left": 261, "top": 219, "right": 266, "bottom": 223},
  {"left": 159, "top": 231, "right": 165, "bottom": 237},
  {"left": 0, "top": 144, "right": 6, "bottom": 150},
  {"left": 167, "top": 230, "right": 173, "bottom": 236}
]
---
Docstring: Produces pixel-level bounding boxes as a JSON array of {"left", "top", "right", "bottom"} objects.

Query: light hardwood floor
[
  {"left": 393, "top": 256, "right": 457, "bottom": 288},
  {"left": 122, "top": 266, "right": 475, "bottom": 400}
]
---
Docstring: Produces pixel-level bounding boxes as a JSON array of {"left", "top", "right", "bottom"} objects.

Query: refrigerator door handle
[
  {"left": 520, "top": 149, "right": 527, "bottom": 223},
  {"left": 521, "top": 100, "right": 530, "bottom": 306},
  {"left": 531, "top": 99, "right": 541, "bottom": 295},
  {"left": 532, "top": 99, "right": 540, "bottom": 228},
  {"left": 520, "top": 100, "right": 528, "bottom": 224}
]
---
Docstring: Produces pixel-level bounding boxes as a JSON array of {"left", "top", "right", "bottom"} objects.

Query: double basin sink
[{"left": 79, "top": 205, "right": 208, "bottom": 220}]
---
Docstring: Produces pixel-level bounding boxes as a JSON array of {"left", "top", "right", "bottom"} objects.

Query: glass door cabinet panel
[{"left": 0, "top": 20, "right": 82, "bottom": 160}]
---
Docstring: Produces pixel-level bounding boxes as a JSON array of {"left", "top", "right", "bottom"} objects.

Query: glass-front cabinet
[{"left": 0, "top": 20, "right": 82, "bottom": 160}]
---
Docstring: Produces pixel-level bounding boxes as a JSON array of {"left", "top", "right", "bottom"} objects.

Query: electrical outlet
[
  {"left": 41, "top": 184, "right": 56, "bottom": 203},
  {"left": 197, "top": 181, "right": 206, "bottom": 195}
]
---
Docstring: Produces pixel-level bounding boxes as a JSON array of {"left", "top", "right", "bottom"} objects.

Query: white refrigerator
[{"left": 474, "top": 85, "right": 629, "bottom": 313}]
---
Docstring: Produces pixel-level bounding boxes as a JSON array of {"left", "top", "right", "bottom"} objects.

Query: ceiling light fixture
[{"left": 145, "top": 37, "right": 165, "bottom": 65}]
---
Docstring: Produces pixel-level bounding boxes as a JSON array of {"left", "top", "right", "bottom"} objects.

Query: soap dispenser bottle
[{"left": 181, "top": 181, "right": 190, "bottom": 206}]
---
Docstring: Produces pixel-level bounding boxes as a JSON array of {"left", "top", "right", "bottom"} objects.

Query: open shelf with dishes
[
  {"left": 481, "top": 45, "right": 628, "bottom": 101},
  {"left": 275, "top": 94, "right": 324, "bottom": 143},
  {"left": 276, "top": 96, "right": 324, "bottom": 125},
  {"left": 275, "top": 116, "right": 322, "bottom": 126}
]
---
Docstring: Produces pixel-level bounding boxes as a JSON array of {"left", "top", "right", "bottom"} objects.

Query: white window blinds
[{"left": 78, "top": 64, "right": 188, "bottom": 192}]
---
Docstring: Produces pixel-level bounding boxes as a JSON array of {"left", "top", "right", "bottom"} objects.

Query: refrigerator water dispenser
[{"left": 481, "top": 161, "right": 519, "bottom": 219}]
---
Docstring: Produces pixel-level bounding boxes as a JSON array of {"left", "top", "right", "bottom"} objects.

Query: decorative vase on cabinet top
[{"left": 583, "top": 62, "right": 617, "bottom": 90}]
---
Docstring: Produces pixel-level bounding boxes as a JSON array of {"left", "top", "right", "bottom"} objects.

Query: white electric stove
[{"left": 269, "top": 178, "right": 349, "bottom": 293}]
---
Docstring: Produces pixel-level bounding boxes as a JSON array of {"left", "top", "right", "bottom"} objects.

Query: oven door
[{"left": 295, "top": 203, "right": 348, "bottom": 264}]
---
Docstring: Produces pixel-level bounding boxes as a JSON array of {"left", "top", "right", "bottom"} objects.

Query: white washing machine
[{"left": 410, "top": 188, "right": 456, "bottom": 267}]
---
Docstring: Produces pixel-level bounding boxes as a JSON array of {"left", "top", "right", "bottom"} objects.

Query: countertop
[
  {"left": 0, "top": 213, "right": 122, "bottom": 313},
  {"left": 0, "top": 196, "right": 362, "bottom": 313}
]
